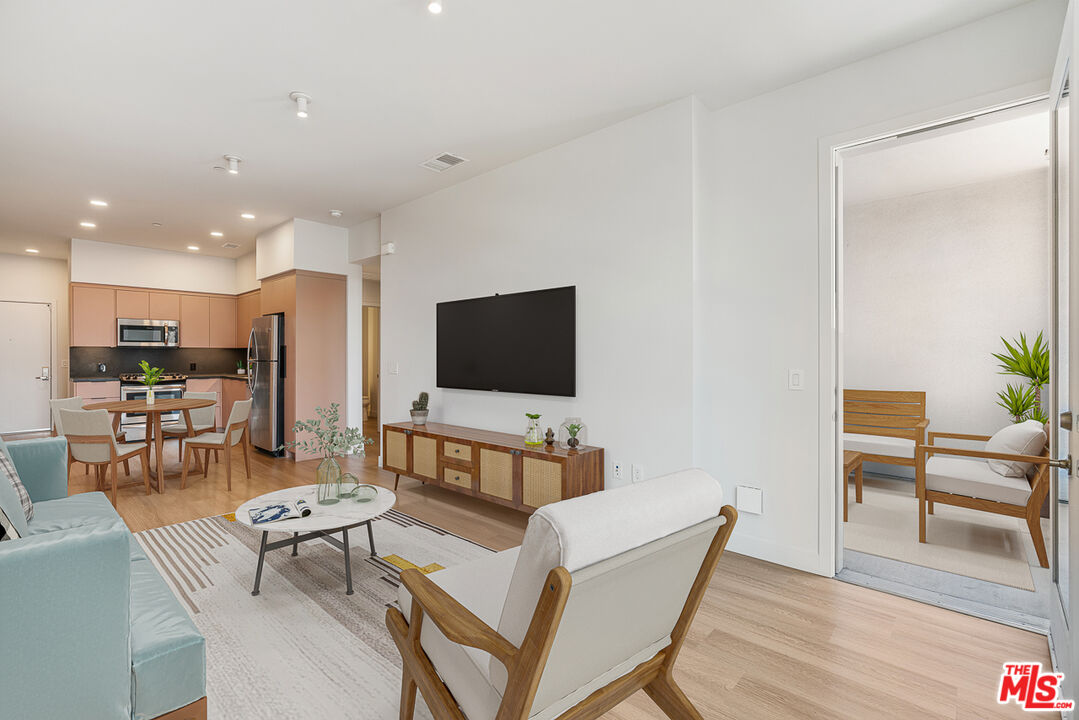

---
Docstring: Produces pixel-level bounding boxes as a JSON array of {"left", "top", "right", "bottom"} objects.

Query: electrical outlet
[
  {"left": 389, "top": 362, "right": 400, "bottom": 375},
  {"left": 612, "top": 463, "right": 624, "bottom": 482},
  {"left": 632, "top": 464, "right": 644, "bottom": 483},
  {"left": 61, "top": 359, "right": 69, "bottom": 368},
  {"left": 189, "top": 363, "right": 197, "bottom": 371}
]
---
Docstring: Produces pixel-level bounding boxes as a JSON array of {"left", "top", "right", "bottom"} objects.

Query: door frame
[
  {"left": 0, "top": 298, "right": 56, "bottom": 435},
  {"left": 815, "top": 78, "right": 1052, "bottom": 577}
]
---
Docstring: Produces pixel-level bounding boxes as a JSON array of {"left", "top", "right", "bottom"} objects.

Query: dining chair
[
  {"left": 51, "top": 397, "right": 131, "bottom": 478},
  {"left": 161, "top": 391, "right": 218, "bottom": 466},
  {"left": 59, "top": 409, "right": 150, "bottom": 506},
  {"left": 181, "top": 399, "right": 253, "bottom": 491}
]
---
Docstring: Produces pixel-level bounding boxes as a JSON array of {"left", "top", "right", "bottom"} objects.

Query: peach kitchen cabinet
[
  {"left": 114, "top": 290, "right": 149, "bottom": 319},
  {"left": 72, "top": 380, "right": 121, "bottom": 403},
  {"left": 70, "top": 285, "right": 116, "bottom": 347},
  {"left": 208, "top": 296, "right": 237, "bottom": 348},
  {"left": 148, "top": 292, "right": 180, "bottom": 321},
  {"left": 180, "top": 295, "right": 210, "bottom": 348},
  {"left": 236, "top": 290, "right": 261, "bottom": 348}
]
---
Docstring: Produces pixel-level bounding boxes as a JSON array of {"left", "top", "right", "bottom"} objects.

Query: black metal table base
[{"left": 251, "top": 519, "right": 377, "bottom": 596}]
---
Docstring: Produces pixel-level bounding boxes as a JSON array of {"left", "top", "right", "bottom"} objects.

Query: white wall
[
  {"left": 70, "top": 238, "right": 239, "bottom": 294},
  {"left": 348, "top": 217, "right": 381, "bottom": 263},
  {"left": 0, "top": 253, "right": 70, "bottom": 398},
  {"left": 255, "top": 220, "right": 295, "bottom": 279},
  {"left": 845, "top": 170, "right": 1050, "bottom": 450},
  {"left": 380, "top": 98, "right": 697, "bottom": 486},
  {"left": 362, "top": 279, "right": 380, "bottom": 307},
  {"left": 694, "top": 0, "right": 1065, "bottom": 573},
  {"left": 235, "top": 251, "right": 258, "bottom": 293}
]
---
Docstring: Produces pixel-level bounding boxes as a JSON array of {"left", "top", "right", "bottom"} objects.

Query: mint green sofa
[{"left": 0, "top": 437, "right": 206, "bottom": 720}]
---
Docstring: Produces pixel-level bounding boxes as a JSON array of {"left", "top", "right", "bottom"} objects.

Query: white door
[{"left": 0, "top": 301, "right": 52, "bottom": 434}]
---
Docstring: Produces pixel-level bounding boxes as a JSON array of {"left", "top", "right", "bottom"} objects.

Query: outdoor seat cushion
[
  {"left": 398, "top": 547, "right": 519, "bottom": 720},
  {"left": 925, "top": 456, "right": 1033, "bottom": 506},
  {"left": 843, "top": 432, "right": 915, "bottom": 459},
  {"left": 129, "top": 539, "right": 206, "bottom": 720},
  {"left": 26, "top": 492, "right": 123, "bottom": 536}
]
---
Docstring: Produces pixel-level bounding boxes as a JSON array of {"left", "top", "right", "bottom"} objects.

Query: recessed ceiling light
[
  {"left": 89, "top": 199, "right": 108, "bottom": 207},
  {"left": 25, "top": 248, "right": 39, "bottom": 254},
  {"left": 329, "top": 209, "right": 342, "bottom": 218},
  {"left": 289, "top": 92, "right": 311, "bottom": 118},
  {"left": 224, "top": 155, "right": 241, "bottom": 175},
  {"left": 79, "top": 221, "right": 96, "bottom": 228},
  {"left": 187, "top": 245, "right": 200, "bottom": 251},
  {"left": 152, "top": 222, "right": 163, "bottom": 228},
  {"left": 428, "top": 0, "right": 443, "bottom": 14},
  {"left": 210, "top": 231, "right": 224, "bottom": 237},
  {"left": 240, "top": 213, "right": 255, "bottom": 220}
]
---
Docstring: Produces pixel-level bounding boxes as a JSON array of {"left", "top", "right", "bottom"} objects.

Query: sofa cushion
[
  {"left": 398, "top": 547, "right": 519, "bottom": 720},
  {"left": 0, "top": 448, "right": 33, "bottom": 523},
  {"left": 985, "top": 420, "right": 1046, "bottom": 477},
  {"left": 0, "top": 452, "right": 29, "bottom": 540},
  {"left": 843, "top": 432, "right": 915, "bottom": 459},
  {"left": 926, "top": 456, "right": 1033, "bottom": 506},
  {"left": 129, "top": 548, "right": 206, "bottom": 720},
  {"left": 26, "top": 492, "right": 123, "bottom": 536}
]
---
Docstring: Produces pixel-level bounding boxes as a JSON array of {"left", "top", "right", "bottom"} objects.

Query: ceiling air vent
[
  {"left": 421, "top": 152, "right": 467, "bottom": 173},
  {"left": 221, "top": 242, "right": 240, "bottom": 249}
]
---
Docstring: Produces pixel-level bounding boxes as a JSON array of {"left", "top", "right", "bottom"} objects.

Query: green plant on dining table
[{"left": 138, "top": 360, "right": 164, "bottom": 387}]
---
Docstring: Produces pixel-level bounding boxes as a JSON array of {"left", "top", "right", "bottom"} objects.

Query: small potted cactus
[{"left": 411, "top": 391, "right": 429, "bottom": 426}]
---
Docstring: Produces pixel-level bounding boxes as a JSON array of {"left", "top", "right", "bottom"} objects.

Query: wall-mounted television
[{"left": 437, "top": 286, "right": 576, "bottom": 397}]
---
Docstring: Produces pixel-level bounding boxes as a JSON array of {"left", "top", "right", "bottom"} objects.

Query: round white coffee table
[{"left": 236, "top": 484, "right": 396, "bottom": 596}]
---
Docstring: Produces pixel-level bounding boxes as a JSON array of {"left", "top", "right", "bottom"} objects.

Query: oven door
[
  {"left": 121, "top": 384, "right": 185, "bottom": 428},
  {"left": 117, "top": 319, "right": 170, "bottom": 347}
]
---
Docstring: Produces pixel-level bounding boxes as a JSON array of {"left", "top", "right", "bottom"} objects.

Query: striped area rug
[{"left": 135, "top": 509, "right": 495, "bottom": 720}]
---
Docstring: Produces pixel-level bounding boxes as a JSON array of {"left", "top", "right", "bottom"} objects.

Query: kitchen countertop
[{"left": 71, "top": 373, "right": 249, "bottom": 382}]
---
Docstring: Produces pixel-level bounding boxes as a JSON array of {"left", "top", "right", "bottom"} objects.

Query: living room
[{"left": 2, "top": 1, "right": 1078, "bottom": 719}]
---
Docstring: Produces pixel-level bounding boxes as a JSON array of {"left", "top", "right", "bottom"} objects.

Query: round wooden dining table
[{"left": 82, "top": 397, "right": 216, "bottom": 492}]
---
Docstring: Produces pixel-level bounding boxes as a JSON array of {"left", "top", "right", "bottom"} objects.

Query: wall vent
[
  {"left": 221, "top": 242, "right": 240, "bottom": 249},
  {"left": 420, "top": 152, "right": 468, "bottom": 173}
]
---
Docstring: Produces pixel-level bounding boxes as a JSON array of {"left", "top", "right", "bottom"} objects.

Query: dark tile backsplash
[{"left": 70, "top": 347, "right": 246, "bottom": 378}]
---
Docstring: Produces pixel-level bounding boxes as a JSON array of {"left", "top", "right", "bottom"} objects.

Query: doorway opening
[
  {"left": 362, "top": 260, "right": 381, "bottom": 462},
  {"left": 834, "top": 99, "right": 1058, "bottom": 630}
]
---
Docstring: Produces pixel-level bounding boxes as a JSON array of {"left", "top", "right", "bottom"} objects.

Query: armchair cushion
[
  {"left": 985, "top": 420, "right": 1046, "bottom": 477},
  {"left": 843, "top": 432, "right": 915, "bottom": 459},
  {"left": 397, "top": 548, "right": 519, "bottom": 720},
  {"left": 926, "top": 456, "right": 1033, "bottom": 506}
]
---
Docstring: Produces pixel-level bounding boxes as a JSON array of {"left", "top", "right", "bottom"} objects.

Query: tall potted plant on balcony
[{"left": 993, "top": 331, "right": 1049, "bottom": 423}]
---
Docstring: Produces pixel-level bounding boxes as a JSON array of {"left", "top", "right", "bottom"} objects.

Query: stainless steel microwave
[{"left": 117, "top": 318, "right": 179, "bottom": 347}]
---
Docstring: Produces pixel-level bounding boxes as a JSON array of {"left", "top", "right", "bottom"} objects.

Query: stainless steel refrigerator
[{"left": 247, "top": 313, "right": 284, "bottom": 454}]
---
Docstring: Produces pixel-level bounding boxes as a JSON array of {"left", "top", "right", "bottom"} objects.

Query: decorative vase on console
[
  {"left": 558, "top": 418, "right": 588, "bottom": 450},
  {"left": 524, "top": 413, "right": 543, "bottom": 446},
  {"left": 283, "top": 403, "right": 374, "bottom": 505}
]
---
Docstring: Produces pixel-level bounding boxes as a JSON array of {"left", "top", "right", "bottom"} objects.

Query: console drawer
[
  {"left": 444, "top": 441, "right": 472, "bottom": 463},
  {"left": 443, "top": 467, "right": 472, "bottom": 489}
]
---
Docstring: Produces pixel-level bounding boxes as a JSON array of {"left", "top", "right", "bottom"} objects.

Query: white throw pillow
[{"left": 986, "top": 419, "right": 1047, "bottom": 477}]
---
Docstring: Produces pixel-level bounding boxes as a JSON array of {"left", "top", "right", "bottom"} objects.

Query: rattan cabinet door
[
  {"left": 522, "top": 456, "right": 564, "bottom": 509},
  {"left": 479, "top": 447, "right": 515, "bottom": 502},
  {"left": 412, "top": 434, "right": 438, "bottom": 479},
  {"left": 384, "top": 428, "right": 409, "bottom": 474}
]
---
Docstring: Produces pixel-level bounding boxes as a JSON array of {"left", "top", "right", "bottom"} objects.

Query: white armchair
[{"left": 387, "top": 469, "right": 735, "bottom": 720}]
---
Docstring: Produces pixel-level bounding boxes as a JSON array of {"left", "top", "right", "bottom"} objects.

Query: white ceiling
[
  {"left": 843, "top": 106, "right": 1050, "bottom": 206},
  {"left": 0, "top": 0, "right": 1031, "bottom": 260}
]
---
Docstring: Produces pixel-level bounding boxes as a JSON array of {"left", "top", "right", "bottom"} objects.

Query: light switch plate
[
  {"left": 736, "top": 486, "right": 763, "bottom": 515},
  {"left": 613, "top": 463, "right": 624, "bottom": 482},
  {"left": 788, "top": 368, "right": 805, "bottom": 390}
]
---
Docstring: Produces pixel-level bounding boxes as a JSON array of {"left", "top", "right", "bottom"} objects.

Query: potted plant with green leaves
[
  {"left": 524, "top": 412, "right": 543, "bottom": 446},
  {"left": 411, "top": 392, "right": 429, "bottom": 425},
  {"left": 236, "top": 360, "right": 246, "bottom": 376},
  {"left": 138, "top": 360, "right": 164, "bottom": 405},
  {"left": 566, "top": 423, "right": 583, "bottom": 450},
  {"left": 284, "top": 403, "right": 373, "bottom": 505},
  {"left": 993, "top": 331, "right": 1049, "bottom": 423}
]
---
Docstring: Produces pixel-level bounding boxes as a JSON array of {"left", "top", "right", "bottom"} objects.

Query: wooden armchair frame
[
  {"left": 386, "top": 506, "right": 738, "bottom": 720},
  {"left": 180, "top": 418, "right": 251, "bottom": 491},
  {"left": 844, "top": 390, "right": 929, "bottom": 470},
  {"left": 916, "top": 431, "right": 1051, "bottom": 568},
  {"left": 65, "top": 433, "right": 150, "bottom": 506}
]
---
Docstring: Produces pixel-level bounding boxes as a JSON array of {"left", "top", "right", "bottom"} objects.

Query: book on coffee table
[{"left": 248, "top": 498, "right": 311, "bottom": 524}]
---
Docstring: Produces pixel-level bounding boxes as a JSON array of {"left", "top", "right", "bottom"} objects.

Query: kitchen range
[{"left": 119, "top": 372, "right": 186, "bottom": 438}]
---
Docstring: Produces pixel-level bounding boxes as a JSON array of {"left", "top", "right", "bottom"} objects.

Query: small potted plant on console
[{"left": 411, "top": 392, "right": 429, "bottom": 426}]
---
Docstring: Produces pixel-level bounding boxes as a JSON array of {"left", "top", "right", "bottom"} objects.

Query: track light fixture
[
  {"left": 428, "top": 0, "right": 442, "bottom": 14},
  {"left": 224, "top": 155, "right": 241, "bottom": 175},
  {"left": 289, "top": 92, "right": 311, "bottom": 118}
]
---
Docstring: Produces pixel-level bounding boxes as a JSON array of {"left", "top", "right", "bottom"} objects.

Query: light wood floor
[{"left": 62, "top": 428, "right": 1055, "bottom": 720}]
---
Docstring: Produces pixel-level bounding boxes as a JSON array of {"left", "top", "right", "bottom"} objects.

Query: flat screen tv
[{"left": 437, "top": 286, "right": 576, "bottom": 397}]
